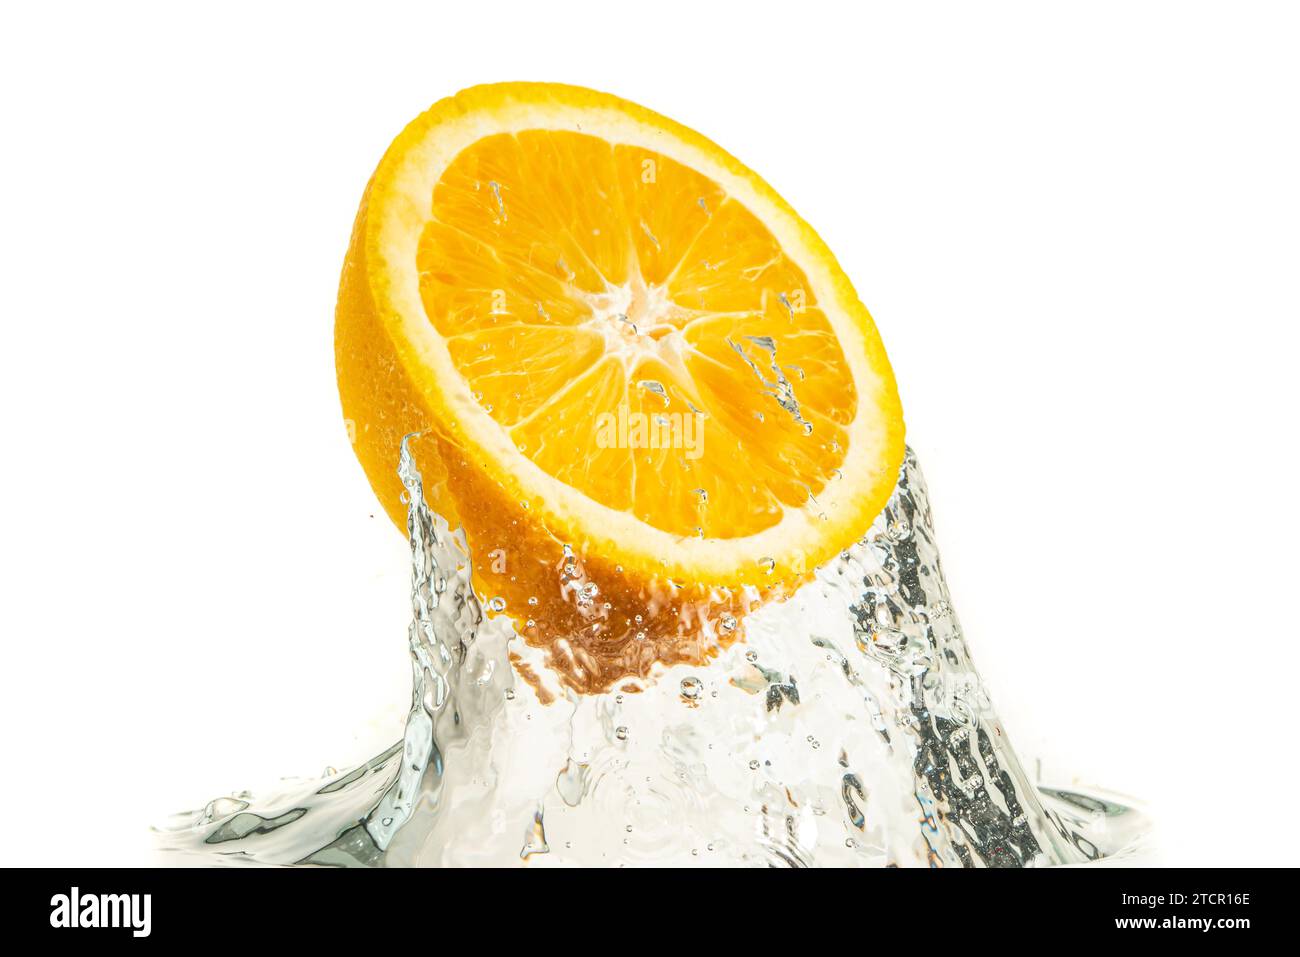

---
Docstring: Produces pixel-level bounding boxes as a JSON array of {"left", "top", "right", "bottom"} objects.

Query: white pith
[{"left": 574, "top": 269, "right": 690, "bottom": 376}]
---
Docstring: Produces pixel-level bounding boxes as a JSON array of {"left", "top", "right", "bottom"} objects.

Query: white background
[{"left": 2, "top": 1, "right": 1297, "bottom": 866}]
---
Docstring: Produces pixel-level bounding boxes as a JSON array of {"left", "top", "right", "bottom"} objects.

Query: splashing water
[{"left": 157, "top": 440, "right": 1149, "bottom": 867}]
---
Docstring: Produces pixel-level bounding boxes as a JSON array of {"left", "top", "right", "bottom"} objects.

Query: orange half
[{"left": 336, "top": 82, "right": 904, "bottom": 692}]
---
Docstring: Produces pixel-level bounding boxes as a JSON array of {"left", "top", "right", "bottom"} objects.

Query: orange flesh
[{"left": 416, "top": 131, "right": 856, "bottom": 540}]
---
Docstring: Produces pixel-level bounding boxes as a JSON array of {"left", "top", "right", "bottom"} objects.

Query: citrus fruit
[{"left": 336, "top": 82, "right": 904, "bottom": 693}]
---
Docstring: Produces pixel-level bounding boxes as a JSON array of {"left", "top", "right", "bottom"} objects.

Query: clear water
[{"left": 157, "top": 439, "right": 1150, "bottom": 867}]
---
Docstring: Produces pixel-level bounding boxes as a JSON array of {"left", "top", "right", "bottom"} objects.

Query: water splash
[{"left": 156, "top": 440, "right": 1149, "bottom": 866}]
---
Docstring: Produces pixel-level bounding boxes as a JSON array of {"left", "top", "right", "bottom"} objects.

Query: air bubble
[{"left": 680, "top": 676, "right": 703, "bottom": 701}]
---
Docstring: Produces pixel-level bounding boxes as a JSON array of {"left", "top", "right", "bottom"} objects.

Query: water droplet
[
  {"left": 519, "top": 805, "right": 549, "bottom": 860},
  {"left": 615, "top": 726, "right": 629, "bottom": 741},
  {"left": 680, "top": 676, "right": 703, "bottom": 701},
  {"left": 637, "top": 379, "right": 670, "bottom": 407},
  {"left": 555, "top": 758, "right": 590, "bottom": 807},
  {"left": 201, "top": 797, "right": 248, "bottom": 823},
  {"left": 487, "top": 596, "right": 506, "bottom": 612},
  {"left": 719, "top": 613, "right": 737, "bottom": 633}
]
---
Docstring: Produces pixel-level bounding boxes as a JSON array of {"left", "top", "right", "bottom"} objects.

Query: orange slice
[{"left": 336, "top": 83, "right": 904, "bottom": 693}]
